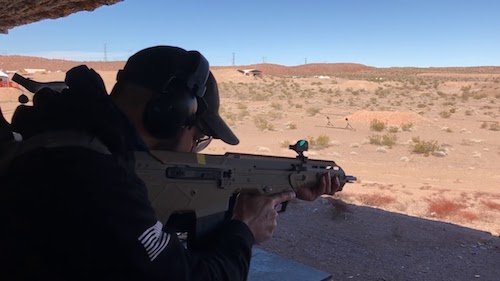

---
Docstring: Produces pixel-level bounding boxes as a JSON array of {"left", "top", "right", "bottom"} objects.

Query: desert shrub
[
  {"left": 267, "top": 110, "right": 283, "bottom": 120},
  {"left": 456, "top": 211, "right": 480, "bottom": 222},
  {"left": 368, "top": 135, "right": 382, "bottom": 145},
  {"left": 460, "top": 86, "right": 472, "bottom": 101},
  {"left": 401, "top": 122, "right": 414, "bottom": 131},
  {"left": 374, "top": 88, "right": 390, "bottom": 98},
  {"left": 439, "top": 110, "right": 452, "bottom": 118},
  {"left": 473, "top": 92, "right": 488, "bottom": 99},
  {"left": 480, "top": 122, "right": 488, "bottom": 129},
  {"left": 285, "top": 122, "right": 297, "bottom": 130},
  {"left": 427, "top": 197, "right": 465, "bottom": 218},
  {"left": 437, "top": 91, "right": 447, "bottom": 98},
  {"left": 489, "top": 122, "right": 500, "bottom": 131},
  {"left": 300, "top": 90, "right": 314, "bottom": 99},
  {"left": 270, "top": 102, "right": 283, "bottom": 110},
  {"left": 308, "top": 134, "right": 330, "bottom": 149},
  {"left": 253, "top": 116, "right": 274, "bottom": 131},
  {"left": 481, "top": 200, "right": 500, "bottom": 211},
  {"left": 280, "top": 140, "right": 291, "bottom": 148},
  {"left": 237, "top": 109, "right": 250, "bottom": 120},
  {"left": 370, "top": 119, "right": 386, "bottom": 132},
  {"left": 237, "top": 103, "right": 248, "bottom": 110},
  {"left": 464, "top": 110, "right": 473, "bottom": 116},
  {"left": 459, "top": 139, "right": 473, "bottom": 146},
  {"left": 223, "top": 111, "right": 237, "bottom": 122},
  {"left": 295, "top": 104, "right": 303, "bottom": 109},
  {"left": 250, "top": 91, "right": 271, "bottom": 101},
  {"left": 388, "top": 126, "right": 399, "bottom": 133},
  {"left": 411, "top": 137, "right": 443, "bottom": 156},
  {"left": 219, "top": 105, "right": 227, "bottom": 114},
  {"left": 358, "top": 194, "right": 396, "bottom": 207},
  {"left": 368, "top": 134, "right": 398, "bottom": 148},
  {"left": 306, "top": 107, "right": 321, "bottom": 116}
]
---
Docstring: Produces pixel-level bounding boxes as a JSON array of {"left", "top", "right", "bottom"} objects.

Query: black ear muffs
[
  {"left": 143, "top": 51, "right": 210, "bottom": 139},
  {"left": 143, "top": 88, "right": 198, "bottom": 139}
]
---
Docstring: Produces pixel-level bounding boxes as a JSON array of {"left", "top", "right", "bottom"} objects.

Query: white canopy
[{"left": 0, "top": 70, "right": 8, "bottom": 77}]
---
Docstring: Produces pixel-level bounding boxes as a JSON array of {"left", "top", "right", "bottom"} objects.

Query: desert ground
[{"left": 1, "top": 57, "right": 499, "bottom": 281}]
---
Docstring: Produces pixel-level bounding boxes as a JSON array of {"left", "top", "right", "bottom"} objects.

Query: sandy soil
[{"left": 1, "top": 57, "right": 499, "bottom": 281}]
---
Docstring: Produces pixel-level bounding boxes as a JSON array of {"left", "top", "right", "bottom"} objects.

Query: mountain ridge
[{"left": 1, "top": 55, "right": 500, "bottom": 75}]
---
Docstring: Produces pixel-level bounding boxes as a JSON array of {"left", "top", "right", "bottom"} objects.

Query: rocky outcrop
[{"left": 0, "top": 0, "right": 122, "bottom": 33}]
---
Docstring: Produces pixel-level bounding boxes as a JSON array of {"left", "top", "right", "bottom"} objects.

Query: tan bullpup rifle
[
  {"left": 6, "top": 73, "right": 357, "bottom": 247},
  {"left": 136, "top": 140, "right": 356, "bottom": 247}
]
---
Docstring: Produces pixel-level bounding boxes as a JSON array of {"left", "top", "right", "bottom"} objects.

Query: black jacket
[{"left": 0, "top": 66, "right": 254, "bottom": 281}]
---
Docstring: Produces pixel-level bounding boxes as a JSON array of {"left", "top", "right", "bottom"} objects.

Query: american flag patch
[{"left": 138, "top": 221, "right": 171, "bottom": 261}]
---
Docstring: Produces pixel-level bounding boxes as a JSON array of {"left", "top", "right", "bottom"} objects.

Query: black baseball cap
[
  {"left": 117, "top": 46, "right": 208, "bottom": 98},
  {"left": 117, "top": 45, "right": 239, "bottom": 145},
  {"left": 198, "top": 72, "right": 239, "bottom": 145}
]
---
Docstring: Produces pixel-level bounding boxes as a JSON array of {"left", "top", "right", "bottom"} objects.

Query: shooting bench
[{"left": 249, "top": 248, "right": 332, "bottom": 281}]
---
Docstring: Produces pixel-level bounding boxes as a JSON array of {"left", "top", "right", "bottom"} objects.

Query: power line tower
[
  {"left": 304, "top": 58, "right": 307, "bottom": 64},
  {"left": 232, "top": 52, "right": 235, "bottom": 66},
  {"left": 104, "top": 43, "right": 108, "bottom": 62}
]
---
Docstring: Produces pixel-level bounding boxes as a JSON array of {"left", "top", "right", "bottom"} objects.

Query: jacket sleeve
[{"left": 69, "top": 149, "right": 255, "bottom": 281}]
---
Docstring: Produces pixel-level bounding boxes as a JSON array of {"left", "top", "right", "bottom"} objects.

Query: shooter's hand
[
  {"left": 295, "top": 172, "right": 341, "bottom": 201},
  {"left": 231, "top": 191, "right": 296, "bottom": 244}
]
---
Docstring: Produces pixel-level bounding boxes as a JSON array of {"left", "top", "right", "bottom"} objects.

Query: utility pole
[
  {"left": 305, "top": 57, "right": 307, "bottom": 64},
  {"left": 262, "top": 56, "right": 266, "bottom": 63},
  {"left": 104, "top": 43, "right": 108, "bottom": 62},
  {"left": 232, "top": 52, "right": 235, "bottom": 66}
]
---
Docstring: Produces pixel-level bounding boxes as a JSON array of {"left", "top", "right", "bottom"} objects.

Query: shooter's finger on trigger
[{"left": 270, "top": 190, "right": 296, "bottom": 205}]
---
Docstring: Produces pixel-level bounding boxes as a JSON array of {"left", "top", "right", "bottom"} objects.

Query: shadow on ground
[{"left": 260, "top": 198, "right": 499, "bottom": 281}]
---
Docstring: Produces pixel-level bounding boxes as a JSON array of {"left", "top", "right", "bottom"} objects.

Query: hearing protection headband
[{"left": 161, "top": 51, "right": 210, "bottom": 99}]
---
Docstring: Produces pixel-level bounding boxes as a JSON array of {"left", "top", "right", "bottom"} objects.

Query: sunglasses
[
  {"left": 191, "top": 119, "right": 214, "bottom": 153},
  {"left": 193, "top": 135, "right": 212, "bottom": 153}
]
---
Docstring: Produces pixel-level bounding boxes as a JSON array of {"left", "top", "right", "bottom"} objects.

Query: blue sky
[{"left": 0, "top": 0, "right": 499, "bottom": 67}]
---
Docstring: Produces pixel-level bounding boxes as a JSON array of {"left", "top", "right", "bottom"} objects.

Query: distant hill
[
  {"left": 1, "top": 55, "right": 499, "bottom": 76},
  {"left": 0, "top": 55, "right": 375, "bottom": 75},
  {"left": 0, "top": 55, "right": 126, "bottom": 72},
  {"left": 213, "top": 63, "right": 375, "bottom": 76}
]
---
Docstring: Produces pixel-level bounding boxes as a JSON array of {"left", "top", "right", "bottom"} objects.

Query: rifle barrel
[{"left": 12, "top": 73, "right": 68, "bottom": 94}]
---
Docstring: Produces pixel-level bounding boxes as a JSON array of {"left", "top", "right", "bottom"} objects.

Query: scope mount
[{"left": 289, "top": 140, "right": 308, "bottom": 161}]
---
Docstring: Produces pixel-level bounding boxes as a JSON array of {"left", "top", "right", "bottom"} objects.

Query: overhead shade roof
[{"left": 0, "top": 0, "right": 122, "bottom": 33}]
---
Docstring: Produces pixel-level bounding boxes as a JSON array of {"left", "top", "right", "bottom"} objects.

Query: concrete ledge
[{"left": 249, "top": 248, "right": 332, "bottom": 281}]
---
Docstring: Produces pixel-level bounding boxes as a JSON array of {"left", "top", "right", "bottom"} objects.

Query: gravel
[{"left": 261, "top": 198, "right": 500, "bottom": 281}]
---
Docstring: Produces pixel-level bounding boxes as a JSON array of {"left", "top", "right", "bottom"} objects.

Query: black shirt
[{"left": 0, "top": 66, "right": 254, "bottom": 281}]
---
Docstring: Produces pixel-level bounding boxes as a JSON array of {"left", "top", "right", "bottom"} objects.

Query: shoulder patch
[{"left": 138, "top": 221, "right": 171, "bottom": 261}]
